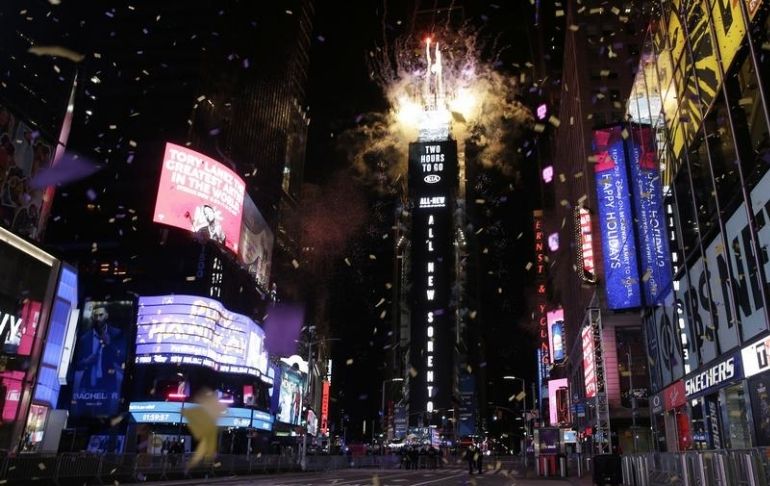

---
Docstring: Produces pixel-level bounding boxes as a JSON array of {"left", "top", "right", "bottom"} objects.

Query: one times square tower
[{"left": 406, "top": 40, "right": 460, "bottom": 427}]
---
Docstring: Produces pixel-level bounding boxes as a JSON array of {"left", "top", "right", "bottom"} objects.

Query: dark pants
[{"left": 477, "top": 454, "right": 483, "bottom": 473}]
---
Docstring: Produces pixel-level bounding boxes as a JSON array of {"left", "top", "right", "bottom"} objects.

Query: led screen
[
  {"left": 0, "top": 104, "right": 55, "bottom": 240},
  {"left": 153, "top": 143, "right": 245, "bottom": 253},
  {"left": 71, "top": 300, "right": 133, "bottom": 417},
  {"left": 135, "top": 295, "right": 268, "bottom": 377},
  {"left": 548, "top": 378, "right": 569, "bottom": 426},
  {"left": 276, "top": 363, "right": 304, "bottom": 425},
  {"left": 628, "top": 127, "right": 671, "bottom": 305},
  {"left": 547, "top": 308, "right": 565, "bottom": 364},
  {"left": 239, "top": 195, "right": 273, "bottom": 288},
  {"left": 593, "top": 126, "right": 642, "bottom": 309}
]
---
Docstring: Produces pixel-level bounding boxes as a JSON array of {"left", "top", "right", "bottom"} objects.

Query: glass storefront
[{"left": 723, "top": 383, "right": 752, "bottom": 449}]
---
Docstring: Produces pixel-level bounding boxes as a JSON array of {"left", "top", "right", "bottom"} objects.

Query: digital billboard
[
  {"left": 582, "top": 324, "right": 597, "bottom": 398},
  {"left": 239, "top": 195, "right": 274, "bottom": 288},
  {"left": 0, "top": 105, "right": 55, "bottom": 241},
  {"left": 548, "top": 378, "right": 569, "bottom": 426},
  {"left": 576, "top": 207, "right": 596, "bottom": 283},
  {"left": 408, "top": 140, "right": 458, "bottom": 417},
  {"left": 320, "top": 380, "right": 330, "bottom": 435},
  {"left": 276, "top": 363, "right": 304, "bottom": 425},
  {"left": 593, "top": 126, "right": 642, "bottom": 309},
  {"left": 153, "top": 143, "right": 246, "bottom": 253},
  {"left": 128, "top": 402, "right": 273, "bottom": 430},
  {"left": 628, "top": 127, "right": 671, "bottom": 305},
  {"left": 135, "top": 295, "right": 268, "bottom": 377},
  {"left": 546, "top": 308, "right": 565, "bottom": 364},
  {"left": 71, "top": 300, "right": 133, "bottom": 417}
]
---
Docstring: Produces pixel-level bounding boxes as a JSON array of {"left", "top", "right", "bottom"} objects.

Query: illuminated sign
[
  {"left": 547, "top": 232, "right": 559, "bottom": 252},
  {"left": 307, "top": 410, "right": 318, "bottom": 436},
  {"left": 408, "top": 140, "right": 458, "bottom": 416},
  {"left": 593, "top": 127, "right": 641, "bottom": 309},
  {"left": 276, "top": 363, "right": 304, "bottom": 425},
  {"left": 743, "top": 335, "right": 770, "bottom": 378},
  {"left": 548, "top": 378, "right": 569, "bottom": 426},
  {"left": 546, "top": 308, "right": 565, "bottom": 364},
  {"left": 628, "top": 127, "right": 671, "bottom": 305},
  {"left": 576, "top": 207, "right": 596, "bottom": 283},
  {"left": 135, "top": 295, "right": 268, "bottom": 377},
  {"left": 542, "top": 166, "right": 554, "bottom": 184},
  {"left": 320, "top": 380, "right": 330, "bottom": 435},
  {"left": 533, "top": 211, "right": 549, "bottom": 365},
  {"left": 128, "top": 402, "right": 273, "bottom": 430},
  {"left": 239, "top": 195, "right": 274, "bottom": 288},
  {"left": 684, "top": 354, "right": 742, "bottom": 397},
  {"left": 582, "top": 324, "right": 597, "bottom": 398},
  {"left": 153, "top": 143, "right": 246, "bottom": 253}
]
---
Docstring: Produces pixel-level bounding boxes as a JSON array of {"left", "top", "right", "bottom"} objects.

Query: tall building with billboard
[
  {"left": 628, "top": 0, "right": 770, "bottom": 452},
  {"left": 537, "top": 0, "right": 655, "bottom": 455}
]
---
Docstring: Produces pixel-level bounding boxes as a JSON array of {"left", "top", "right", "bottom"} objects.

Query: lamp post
[
  {"left": 298, "top": 333, "right": 341, "bottom": 471},
  {"left": 503, "top": 376, "right": 528, "bottom": 465},
  {"left": 380, "top": 378, "right": 404, "bottom": 446}
]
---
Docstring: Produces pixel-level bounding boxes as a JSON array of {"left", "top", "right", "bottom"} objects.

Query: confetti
[
  {"left": 28, "top": 45, "right": 85, "bottom": 62},
  {"left": 291, "top": 259, "right": 300, "bottom": 268},
  {"left": 346, "top": 358, "right": 354, "bottom": 365}
]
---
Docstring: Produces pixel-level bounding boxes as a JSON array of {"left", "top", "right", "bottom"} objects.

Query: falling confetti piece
[
  {"left": 28, "top": 45, "right": 85, "bottom": 62},
  {"left": 369, "top": 254, "right": 377, "bottom": 260},
  {"left": 346, "top": 358, "right": 354, "bottom": 365},
  {"left": 291, "top": 259, "right": 299, "bottom": 268},
  {"left": 409, "top": 366, "right": 418, "bottom": 377},
  {"left": 344, "top": 257, "right": 351, "bottom": 266}
]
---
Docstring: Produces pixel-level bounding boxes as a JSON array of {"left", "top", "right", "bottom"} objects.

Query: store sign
[
  {"left": 706, "top": 396, "right": 722, "bottom": 449},
  {"left": 534, "top": 211, "right": 550, "bottom": 365},
  {"left": 650, "top": 392, "right": 663, "bottom": 415},
  {"left": 582, "top": 324, "right": 597, "bottom": 398},
  {"left": 408, "top": 140, "right": 458, "bottom": 415},
  {"left": 628, "top": 127, "right": 671, "bottom": 305},
  {"left": 684, "top": 354, "right": 742, "bottom": 397},
  {"left": 548, "top": 378, "right": 569, "bottom": 426},
  {"left": 135, "top": 295, "right": 268, "bottom": 377},
  {"left": 320, "top": 380, "right": 330, "bottom": 435},
  {"left": 547, "top": 308, "right": 565, "bottom": 364},
  {"left": 153, "top": 143, "right": 245, "bottom": 253},
  {"left": 663, "top": 380, "right": 686, "bottom": 411},
  {"left": 577, "top": 207, "right": 596, "bottom": 283},
  {"left": 593, "top": 127, "right": 642, "bottom": 309},
  {"left": 742, "top": 335, "right": 770, "bottom": 378}
]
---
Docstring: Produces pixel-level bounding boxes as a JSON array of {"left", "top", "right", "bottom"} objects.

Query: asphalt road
[{"left": 139, "top": 467, "right": 582, "bottom": 486}]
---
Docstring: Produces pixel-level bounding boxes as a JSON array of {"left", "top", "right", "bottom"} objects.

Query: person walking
[{"left": 476, "top": 442, "right": 484, "bottom": 474}]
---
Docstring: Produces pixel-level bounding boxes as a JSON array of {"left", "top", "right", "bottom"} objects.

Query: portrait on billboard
[
  {"left": 749, "top": 374, "right": 770, "bottom": 446},
  {"left": 153, "top": 143, "right": 245, "bottom": 253},
  {"left": 71, "top": 300, "right": 133, "bottom": 417},
  {"left": 0, "top": 105, "right": 54, "bottom": 241},
  {"left": 277, "top": 365, "right": 304, "bottom": 425},
  {"left": 239, "top": 195, "right": 274, "bottom": 288}
]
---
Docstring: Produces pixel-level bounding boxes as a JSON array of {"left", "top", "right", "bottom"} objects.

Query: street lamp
[{"left": 297, "top": 332, "right": 341, "bottom": 471}]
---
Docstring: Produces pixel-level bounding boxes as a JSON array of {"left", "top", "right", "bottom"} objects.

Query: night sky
[{"left": 0, "top": 0, "right": 561, "bottom": 441}]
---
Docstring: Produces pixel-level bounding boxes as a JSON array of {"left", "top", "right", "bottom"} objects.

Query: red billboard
[
  {"left": 582, "top": 324, "right": 597, "bottom": 398},
  {"left": 320, "top": 380, "right": 330, "bottom": 435},
  {"left": 153, "top": 143, "right": 245, "bottom": 253}
]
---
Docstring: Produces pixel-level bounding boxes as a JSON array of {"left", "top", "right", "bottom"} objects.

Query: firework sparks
[{"left": 342, "top": 27, "right": 533, "bottom": 189}]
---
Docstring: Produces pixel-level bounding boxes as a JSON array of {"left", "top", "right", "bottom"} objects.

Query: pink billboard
[
  {"left": 548, "top": 378, "right": 569, "bottom": 426},
  {"left": 153, "top": 143, "right": 245, "bottom": 253}
]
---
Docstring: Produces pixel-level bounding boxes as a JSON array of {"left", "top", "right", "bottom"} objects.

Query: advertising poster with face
[
  {"left": 71, "top": 300, "right": 133, "bottom": 417},
  {"left": 238, "top": 195, "right": 273, "bottom": 288},
  {"left": 153, "top": 143, "right": 245, "bottom": 253},
  {"left": 0, "top": 105, "right": 54, "bottom": 240},
  {"left": 277, "top": 364, "right": 305, "bottom": 425}
]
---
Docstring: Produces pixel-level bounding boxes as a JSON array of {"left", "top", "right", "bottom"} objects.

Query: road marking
[{"left": 407, "top": 471, "right": 467, "bottom": 485}]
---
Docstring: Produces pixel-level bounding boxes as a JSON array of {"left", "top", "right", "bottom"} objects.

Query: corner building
[
  {"left": 543, "top": 0, "right": 655, "bottom": 456},
  {"left": 628, "top": 0, "right": 770, "bottom": 451}
]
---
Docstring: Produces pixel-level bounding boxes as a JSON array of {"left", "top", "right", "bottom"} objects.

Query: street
[{"left": 133, "top": 468, "right": 580, "bottom": 486}]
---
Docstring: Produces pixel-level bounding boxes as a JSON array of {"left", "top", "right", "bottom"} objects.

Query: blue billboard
[
  {"left": 628, "top": 126, "right": 672, "bottom": 305},
  {"left": 593, "top": 126, "right": 642, "bottom": 309},
  {"left": 71, "top": 300, "right": 133, "bottom": 417}
]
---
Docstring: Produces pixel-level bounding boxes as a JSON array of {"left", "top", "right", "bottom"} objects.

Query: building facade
[{"left": 629, "top": 0, "right": 770, "bottom": 451}]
